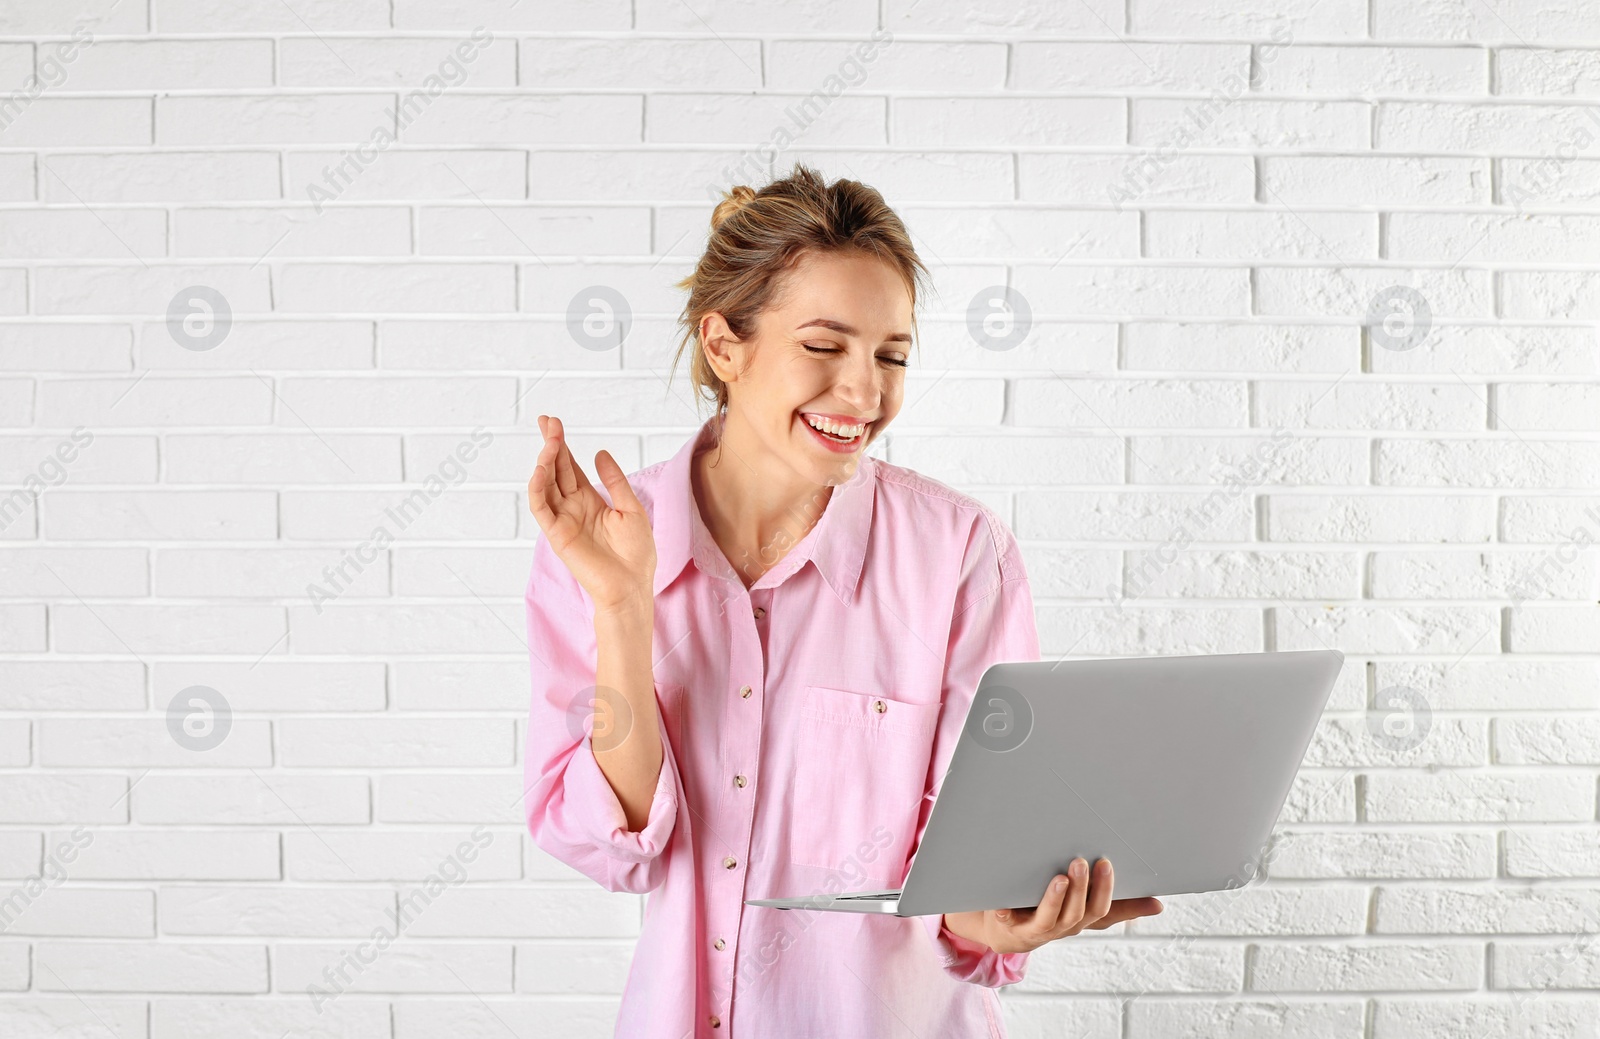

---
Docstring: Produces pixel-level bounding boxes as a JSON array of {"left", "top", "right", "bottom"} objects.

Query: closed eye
[{"left": 803, "top": 343, "right": 910, "bottom": 368}]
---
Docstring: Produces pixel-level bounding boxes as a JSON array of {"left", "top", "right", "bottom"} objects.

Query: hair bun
[{"left": 711, "top": 184, "right": 757, "bottom": 230}]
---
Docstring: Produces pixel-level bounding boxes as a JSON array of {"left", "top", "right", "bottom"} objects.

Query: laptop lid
[{"left": 895, "top": 649, "right": 1344, "bottom": 917}]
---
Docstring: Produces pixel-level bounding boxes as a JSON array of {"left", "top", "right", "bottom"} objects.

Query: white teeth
[{"left": 804, "top": 414, "right": 865, "bottom": 439}]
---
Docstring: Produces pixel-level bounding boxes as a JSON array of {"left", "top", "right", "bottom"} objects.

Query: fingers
[
  {"left": 538, "top": 414, "right": 591, "bottom": 498},
  {"left": 1041, "top": 858, "right": 1108, "bottom": 938},
  {"left": 527, "top": 456, "right": 555, "bottom": 528},
  {"left": 1079, "top": 858, "right": 1115, "bottom": 926},
  {"left": 1090, "top": 896, "right": 1164, "bottom": 930},
  {"left": 1049, "top": 858, "right": 1093, "bottom": 934}
]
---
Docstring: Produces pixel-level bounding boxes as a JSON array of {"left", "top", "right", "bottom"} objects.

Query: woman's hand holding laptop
[{"left": 940, "top": 856, "right": 1164, "bottom": 954}]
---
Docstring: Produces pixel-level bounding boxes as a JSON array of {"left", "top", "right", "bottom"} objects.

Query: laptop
[{"left": 744, "top": 649, "right": 1344, "bottom": 917}]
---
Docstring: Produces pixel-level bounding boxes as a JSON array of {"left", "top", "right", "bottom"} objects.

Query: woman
[{"left": 524, "top": 164, "right": 1163, "bottom": 1038}]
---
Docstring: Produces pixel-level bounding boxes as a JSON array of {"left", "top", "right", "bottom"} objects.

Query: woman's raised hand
[{"left": 528, "top": 414, "right": 657, "bottom": 614}]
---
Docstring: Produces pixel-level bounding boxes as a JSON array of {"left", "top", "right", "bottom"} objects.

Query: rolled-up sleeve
[
  {"left": 911, "top": 517, "right": 1040, "bottom": 988},
  {"left": 522, "top": 533, "right": 681, "bottom": 894}
]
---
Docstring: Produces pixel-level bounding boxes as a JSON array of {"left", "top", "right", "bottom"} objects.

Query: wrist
[
  {"left": 940, "top": 911, "right": 993, "bottom": 952},
  {"left": 594, "top": 593, "right": 654, "bottom": 624}
]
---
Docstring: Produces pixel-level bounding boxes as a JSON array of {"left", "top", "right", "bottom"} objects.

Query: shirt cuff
[
  {"left": 925, "top": 914, "right": 1031, "bottom": 988},
  {"left": 561, "top": 720, "right": 678, "bottom": 865}
]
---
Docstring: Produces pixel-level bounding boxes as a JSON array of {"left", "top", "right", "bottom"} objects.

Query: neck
[{"left": 692, "top": 410, "right": 854, "bottom": 581}]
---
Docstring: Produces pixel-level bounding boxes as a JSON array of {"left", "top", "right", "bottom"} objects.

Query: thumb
[
  {"left": 594, "top": 450, "right": 643, "bottom": 513},
  {"left": 995, "top": 909, "right": 1011, "bottom": 923}
]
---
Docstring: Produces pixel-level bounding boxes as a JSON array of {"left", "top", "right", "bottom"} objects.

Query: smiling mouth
[{"left": 800, "top": 412, "right": 870, "bottom": 445}]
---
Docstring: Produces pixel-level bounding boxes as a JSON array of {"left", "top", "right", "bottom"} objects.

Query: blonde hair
[{"left": 671, "top": 163, "right": 930, "bottom": 418}]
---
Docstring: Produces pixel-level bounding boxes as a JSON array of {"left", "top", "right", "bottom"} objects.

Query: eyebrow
[{"left": 795, "top": 317, "right": 912, "bottom": 344}]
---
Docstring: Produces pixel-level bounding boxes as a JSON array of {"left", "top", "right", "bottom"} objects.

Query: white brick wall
[{"left": 1, "top": 2, "right": 1597, "bottom": 1037}]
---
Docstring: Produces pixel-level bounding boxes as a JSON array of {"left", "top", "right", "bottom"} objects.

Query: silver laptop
[{"left": 745, "top": 649, "right": 1344, "bottom": 917}]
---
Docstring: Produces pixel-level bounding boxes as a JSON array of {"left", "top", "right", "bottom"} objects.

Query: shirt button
[
  {"left": 733, "top": 774, "right": 747, "bottom": 788},
  {"left": 739, "top": 685, "right": 752, "bottom": 699},
  {"left": 723, "top": 855, "right": 737, "bottom": 869},
  {"left": 710, "top": 1015, "right": 721, "bottom": 1028},
  {"left": 873, "top": 699, "right": 887, "bottom": 713},
  {"left": 753, "top": 606, "right": 766, "bottom": 619},
  {"left": 713, "top": 937, "right": 726, "bottom": 950}
]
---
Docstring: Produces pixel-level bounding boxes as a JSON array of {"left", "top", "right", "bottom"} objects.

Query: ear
[{"left": 699, "top": 311, "right": 749, "bottom": 384}]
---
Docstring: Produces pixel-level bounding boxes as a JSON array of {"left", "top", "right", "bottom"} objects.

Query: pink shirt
[{"left": 523, "top": 414, "right": 1042, "bottom": 1038}]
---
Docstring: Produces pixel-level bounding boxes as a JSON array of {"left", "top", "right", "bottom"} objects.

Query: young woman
[{"left": 524, "top": 164, "right": 1163, "bottom": 1038}]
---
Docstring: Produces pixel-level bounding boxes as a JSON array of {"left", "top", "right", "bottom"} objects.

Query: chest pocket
[{"left": 785, "top": 684, "right": 942, "bottom": 883}]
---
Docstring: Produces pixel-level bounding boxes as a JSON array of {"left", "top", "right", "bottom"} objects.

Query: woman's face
[{"left": 704, "top": 249, "right": 913, "bottom": 486}]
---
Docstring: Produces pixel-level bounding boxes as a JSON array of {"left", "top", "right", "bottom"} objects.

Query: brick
[
  {"left": 1499, "top": 383, "right": 1600, "bottom": 430},
  {"left": 1379, "top": 102, "right": 1600, "bottom": 151},
  {"left": 895, "top": 97, "right": 1122, "bottom": 147},
  {"left": 157, "top": 94, "right": 394, "bottom": 146},
  {"left": 1123, "top": 323, "right": 1356, "bottom": 373},
  {"left": 655, "top": 94, "right": 884, "bottom": 147},
  {"left": 1125, "top": 549, "right": 1359, "bottom": 599},
  {"left": 1027, "top": 152, "right": 1256, "bottom": 206},
  {"left": 1504, "top": 828, "right": 1600, "bottom": 878},
  {"left": 900, "top": 206, "right": 1136, "bottom": 260},
  {"left": 152, "top": 662, "right": 384, "bottom": 713},
  {"left": 0, "top": 324, "right": 131, "bottom": 372},
  {"left": 1365, "top": 772, "right": 1596, "bottom": 823},
  {"left": 172, "top": 206, "right": 411, "bottom": 258},
  {"left": 1260, "top": 156, "right": 1488, "bottom": 205},
  {"left": 1377, "top": 439, "right": 1600, "bottom": 488},
  {"left": 1267, "top": 830, "right": 1497, "bottom": 879},
  {"left": 1147, "top": 209, "right": 1377, "bottom": 261},
  {"left": 887, "top": 435, "right": 1122, "bottom": 485},
  {"left": 284, "top": 830, "right": 519, "bottom": 881},
  {"left": 1509, "top": 606, "right": 1600, "bottom": 651},
  {"left": 1266, "top": 494, "right": 1495, "bottom": 542},
  {"left": 279, "top": 719, "right": 512, "bottom": 767},
  {"left": 0, "top": 99, "right": 149, "bottom": 147},
  {"left": 1371, "top": 549, "right": 1599, "bottom": 599},
  {"left": 134, "top": 775, "right": 370, "bottom": 825},
  {"left": 1016, "top": 490, "right": 1257, "bottom": 542},
  {"left": 1131, "top": 99, "right": 1369, "bottom": 149},
  {"left": 65, "top": 40, "right": 273, "bottom": 89},
  {"left": 1129, "top": 434, "right": 1367, "bottom": 485},
  {"left": 400, "top": 94, "right": 641, "bottom": 145},
  {"left": 1038, "top": 605, "right": 1262, "bottom": 656},
  {"left": 41, "top": 493, "right": 278, "bottom": 544},
  {"left": 1132, "top": 0, "right": 1365, "bottom": 38},
  {"left": 1015, "top": 265, "right": 1250, "bottom": 317},
  {"left": 36, "top": 941, "right": 266, "bottom": 993},
  {"left": 38, "top": 719, "right": 271, "bottom": 767},
  {"left": 1130, "top": 1000, "right": 1366, "bottom": 1039},
  {"left": 1376, "top": 660, "right": 1600, "bottom": 711},
  {"left": 279, "top": 36, "right": 515, "bottom": 88},
  {"left": 1273, "top": 605, "right": 1499, "bottom": 654},
  {"left": 774, "top": 39, "right": 1003, "bottom": 91},
  {"left": 0, "top": 547, "right": 148, "bottom": 597},
  {"left": 1252, "top": 940, "right": 1481, "bottom": 991},
  {"left": 0, "top": 209, "right": 165, "bottom": 260},
  {"left": 418, "top": 205, "right": 648, "bottom": 257},
  {"left": 1271, "top": 45, "right": 1486, "bottom": 94},
  {"left": 59, "top": 831, "right": 279, "bottom": 880},
  {"left": 1018, "top": 377, "right": 1246, "bottom": 429},
  {"left": 390, "top": 660, "right": 526, "bottom": 712},
  {"left": 160, "top": 887, "right": 392, "bottom": 936},
  {"left": 0, "top": 662, "right": 144, "bottom": 711},
  {"left": 159, "top": 0, "right": 387, "bottom": 30},
  {"left": 1375, "top": 1, "right": 1600, "bottom": 41},
  {"left": 1256, "top": 380, "right": 1485, "bottom": 431}
]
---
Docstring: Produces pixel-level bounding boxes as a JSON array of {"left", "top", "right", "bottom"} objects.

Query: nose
[{"left": 833, "top": 347, "right": 882, "bottom": 416}]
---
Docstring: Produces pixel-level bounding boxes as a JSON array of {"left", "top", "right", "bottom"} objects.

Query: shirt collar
[{"left": 651, "top": 413, "right": 875, "bottom": 604}]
